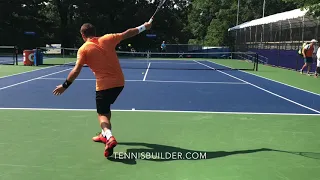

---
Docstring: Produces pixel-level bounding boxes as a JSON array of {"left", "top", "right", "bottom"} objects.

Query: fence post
[{"left": 255, "top": 53, "right": 259, "bottom": 71}]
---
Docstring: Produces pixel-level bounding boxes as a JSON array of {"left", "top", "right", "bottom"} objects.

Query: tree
[
  {"left": 186, "top": 0, "right": 297, "bottom": 46},
  {"left": 0, "top": 0, "right": 53, "bottom": 49},
  {"left": 42, "top": 0, "right": 191, "bottom": 49},
  {"left": 282, "top": 0, "right": 320, "bottom": 17}
]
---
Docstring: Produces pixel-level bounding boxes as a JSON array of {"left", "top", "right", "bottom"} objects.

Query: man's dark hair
[{"left": 80, "top": 23, "right": 96, "bottom": 37}]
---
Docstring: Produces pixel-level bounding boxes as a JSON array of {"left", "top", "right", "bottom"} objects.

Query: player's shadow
[{"left": 107, "top": 142, "right": 320, "bottom": 165}]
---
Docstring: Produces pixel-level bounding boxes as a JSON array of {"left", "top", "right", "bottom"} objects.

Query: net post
[
  {"left": 14, "top": 46, "right": 18, "bottom": 65},
  {"left": 62, "top": 48, "right": 66, "bottom": 65}
]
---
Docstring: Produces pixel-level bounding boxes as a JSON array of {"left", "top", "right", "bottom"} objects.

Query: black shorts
[
  {"left": 96, "top": 86, "right": 124, "bottom": 114},
  {"left": 304, "top": 57, "right": 313, "bottom": 64}
]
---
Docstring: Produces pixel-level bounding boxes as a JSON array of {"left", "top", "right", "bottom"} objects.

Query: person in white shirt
[{"left": 316, "top": 46, "right": 320, "bottom": 78}]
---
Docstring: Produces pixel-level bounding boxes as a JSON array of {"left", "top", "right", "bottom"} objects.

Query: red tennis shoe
[
  {"left": 92, "top": 132, "right": 107, "bottom": 144},
  {"left": 104, "top": 136, "right": 118, "bottom": 157}
]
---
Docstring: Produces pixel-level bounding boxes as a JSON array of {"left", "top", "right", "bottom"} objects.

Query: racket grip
[{"left": 148, "top": 18, "right": 153, "bottom": 23}]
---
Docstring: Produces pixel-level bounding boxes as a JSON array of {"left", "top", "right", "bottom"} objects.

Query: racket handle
[{"left": 148, "top": 17, "right": 153, "bottom": 23}]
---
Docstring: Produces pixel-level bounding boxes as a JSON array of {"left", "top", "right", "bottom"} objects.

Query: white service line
[
  {"left": 121, "top": 61, "right": 197, "bottom": 64},
  {"left": 143, "top": 62, "right": 151, "bottom": 81},
  {"left": 40, "top": 77, "right": 247, "bottom": 84},
  {"left": 142, "top": 80, "right": 247, "bottom": 84},
  {"left": 39, "top": 78, "right": 142, "bottom": 82},
  {"left": 0, "top": 68, "right": 72, "bottom": 91},
  {"left": 193, "top": 60, "right": 320, "bottom": 114},
  {"left": 40, "top": 77, "right": 95, "bottom": 81}
]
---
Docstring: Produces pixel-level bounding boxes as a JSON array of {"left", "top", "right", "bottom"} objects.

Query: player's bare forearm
[
  {"left": 66, "top": 69, "right": 80, "bottom": 82},
  {"left": 53, "top": 64, "right": 83, "bottom": 95},
  {"left": 121, "top": 22, "right": 152, "bottom": 40},
  {"left": 66, "top": 64, "right": 83, "bottom": 82},
  {"left": 121, "top": 28, "right": 139, "bottom": 40}
]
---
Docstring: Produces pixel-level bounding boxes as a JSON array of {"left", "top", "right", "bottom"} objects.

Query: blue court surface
[{"left": 0, "top": 59, "right": 320, "bottom": 115}]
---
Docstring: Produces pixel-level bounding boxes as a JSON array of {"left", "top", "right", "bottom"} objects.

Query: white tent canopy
[{"left": 228, "top": 8, "right": 318, "bottom": 31}]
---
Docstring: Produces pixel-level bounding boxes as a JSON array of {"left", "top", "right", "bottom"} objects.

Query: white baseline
[{"left": 0, "top": 107, "right": 319, "bottom": 116}]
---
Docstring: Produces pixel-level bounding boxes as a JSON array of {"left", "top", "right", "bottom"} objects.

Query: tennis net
[
  {"left": 0, "top": 46, "right": 18, "bottom": 65},
  {"left": 39, "top": 47, "right": 258, "bottom": 71}
]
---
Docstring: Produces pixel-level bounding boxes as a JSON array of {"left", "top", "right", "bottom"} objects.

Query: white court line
[
  {"left": 40, "top": 77, "right": 94, "bottom": 81},
  {"left": 142, "top": 80, "right": 247, "bottom": 84},
  {"left": 0, "top": 107, "right": 319, "bottom": 116},
  {"left": 207, "top": 60, "right": 320, "bottom": 97},
  {"left": 194, "top": 61, "right": 320, "bottom": 114},
  {"left": 143, "top": 62, "right": 151, "bottom": 81},
  {"left": 121, "top": 61, "right": 197, "bottom": 65},
  {"left": 0, "top": 68, "right": 72, "bottom": 91},
  {"left": 0, "top": 63, "right": 64, "bottom": 79},
  {"left": 39, "top": 77, "right": 247, "bottom": 84}
]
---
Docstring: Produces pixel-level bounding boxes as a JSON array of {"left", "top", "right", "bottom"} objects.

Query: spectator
[
  {"left": 315, "top": 46, "right": 320, "bottom": 78},
  {"left": 160, "top": 41, "right": 166, "bottom": 52},
  {"left": 300, "top": 39, "right": 318, "bottom": 75}
]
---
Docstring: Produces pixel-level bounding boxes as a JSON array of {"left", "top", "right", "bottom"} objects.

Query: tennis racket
[{"left": 149, "top": 0, "right": 167, "bottom": 23}]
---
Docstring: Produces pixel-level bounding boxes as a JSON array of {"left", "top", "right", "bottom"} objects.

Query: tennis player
[{"left": 52, "top": 21, "right": 152, "bottom": 157}]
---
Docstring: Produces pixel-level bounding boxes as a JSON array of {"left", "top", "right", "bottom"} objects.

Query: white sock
[{"left": 102, "top": 129, "right": 112, "bottom": 140}]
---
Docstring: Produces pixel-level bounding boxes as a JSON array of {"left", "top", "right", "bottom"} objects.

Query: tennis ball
[{"left": 142, "top": 72, "right": 145, "bottom": 74}]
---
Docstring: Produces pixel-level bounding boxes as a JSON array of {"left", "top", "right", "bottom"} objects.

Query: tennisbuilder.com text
[{"left": 113, "top": 152, "right": 207, "bottom": 160}]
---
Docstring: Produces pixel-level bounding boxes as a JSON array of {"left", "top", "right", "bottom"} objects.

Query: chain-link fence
[{"left": 228, "top": 8, "right": 320, "bottom": 71}]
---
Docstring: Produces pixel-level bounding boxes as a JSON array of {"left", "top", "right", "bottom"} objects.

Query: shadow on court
[{"left": 107, "top": 142, "right": 320, "bottom": 165}]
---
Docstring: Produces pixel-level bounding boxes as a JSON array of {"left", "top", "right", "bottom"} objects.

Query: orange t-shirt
[
  {"left": 304, "top": 44, "right": 315, "bottom": 57},
  {"left": 76, "top": 33, "right": 125, "bottom": 91}
]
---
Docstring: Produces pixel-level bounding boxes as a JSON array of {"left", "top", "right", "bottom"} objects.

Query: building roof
[{"left": 228, "top": 8, "right": 318, "bottom": 31}]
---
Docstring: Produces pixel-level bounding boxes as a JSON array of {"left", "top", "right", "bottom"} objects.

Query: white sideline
[
  {"left": 0, "top": 64, "right": 64, "bottom": 79},
  {"left": 0, "top": 68, "right": 72, "bottom": 91},
  {"left": 207, "top": 60, "right": 320, "bottom": 97},
  {"left": 193, "top": 60, "right": 320, "bottom": 114}
]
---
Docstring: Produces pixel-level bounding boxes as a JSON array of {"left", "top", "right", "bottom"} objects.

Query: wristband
[
  {"left": 62, "top": 80, "right": 72, "bottom": 89},
  {"left": 136, "top": 25, "right": 146, "bottom": 33}
]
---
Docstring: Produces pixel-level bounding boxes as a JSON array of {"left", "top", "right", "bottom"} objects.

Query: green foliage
[
  {"left": 308, "top": 3, "right": 320, "bottom": 17},
  {"left": 0, "top": 0, "right": 191, "bottom": 50},
  {"left": 0, "top": 0, "right": 309, "bottom": 50},
  {"left": 0, "top": 0, "right": 53, "bottom": 50},
  {"left": 186, "top": 0, "right": 298, "bottom": 47},
  {"left": 282, "top": 0, "right": 320, "bottom": 17}
]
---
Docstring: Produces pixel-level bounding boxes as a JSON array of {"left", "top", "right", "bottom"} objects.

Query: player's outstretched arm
[
  {"left": 65, "top": 64, "right": 83, "bottom": 83},
  {"left": 52, "top": 63, "right": 83, "bottom": 96},
  {"left": 53, "top": 47, "right": 86, "bottom": 96},
  {"left": 121, "top": 22, "right": 152, "bottom": 40}
]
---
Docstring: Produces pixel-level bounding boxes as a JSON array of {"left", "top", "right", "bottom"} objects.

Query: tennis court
[{"left": 0, "top": 54, "right": 320, "bottom": 180}]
